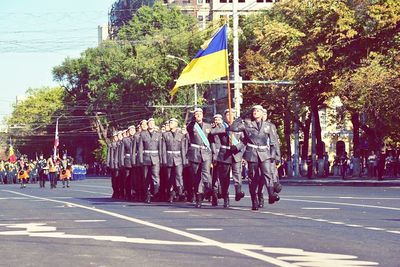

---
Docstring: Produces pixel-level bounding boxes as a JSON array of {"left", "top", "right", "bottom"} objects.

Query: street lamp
[{"left": 166, "top": 54, "right": 198, "bottom": 107}]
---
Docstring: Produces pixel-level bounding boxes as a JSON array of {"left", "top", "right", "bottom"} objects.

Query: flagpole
[{"left": 224, "top": 23, "right": 234, "bottom": 145}]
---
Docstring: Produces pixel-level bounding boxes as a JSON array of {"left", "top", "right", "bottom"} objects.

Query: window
[
  {"left": 206, "top": 0, "right": 210, "bottom": 3},
  {"left": 256, "top": 0, "right": 263, "bottom": 2},
  {"left": 197, "top": 0, "right": 203, "bottom": 4},
  {"left": 198, "top": 15, "right": 204, "bottom": 22},
  {"left": 238, "top": 0, "right": 245, "bottom": 2},
  {"left": 220, "top": 0, "right": 227, "bottom": 2}
]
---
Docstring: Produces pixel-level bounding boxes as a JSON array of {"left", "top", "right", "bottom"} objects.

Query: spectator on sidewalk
[
  {"left": 367, "top": 151, "right": 377, "bottom": 177},
  {"left": 323, "top": 152, "right": 330, "bottom": 177},
  {"left": 377, "top": 149, "right": 386, "bottom": 181}
]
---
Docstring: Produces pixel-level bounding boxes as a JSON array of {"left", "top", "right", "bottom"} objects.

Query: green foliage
[{"left": 7, "top": 87, "right": 65, "bottom": 133}]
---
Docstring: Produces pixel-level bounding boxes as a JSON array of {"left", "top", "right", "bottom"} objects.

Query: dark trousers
[
  {"left": 143, "top": 164, "right": 160, "bottom": 195},
  {"left": 248, "top": 160, "right": 274, "bottom": 197},
  {"left": 49, "top": 172, "right": 57, "bottom": 188},
  {"left": 166, "top": 165, "right": 183, "bottom": 193},
  {"left": 111, "top": 169, "right": 119, "bottom": 197},
  {"left": 133, "top": 166, "right": 145, "bottom": 201},
  {"left": 183, "top": 165, "right": 194, "bottom": 200},
  {"left": 39, "top": 172, "right": 48, "bottom": 188},
  {"left": 190, "top": 159, "right": 211, "bottom": 194},
  {"left": 124, "top": 168, "right": 134, "bottom": 200}
]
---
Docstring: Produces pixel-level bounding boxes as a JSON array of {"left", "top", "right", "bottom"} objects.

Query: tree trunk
[
  {"left": 300, "top": 112, "right": 312, "bottom": 176},
  {"left": 311, "top": 104, "right": 325, "bottom": 176},
  {"left": 283, "top": 101, "right": 292, "bottom": 177},
  {"left": 351, "top": 112, "right": 362, "bottom": 177}
]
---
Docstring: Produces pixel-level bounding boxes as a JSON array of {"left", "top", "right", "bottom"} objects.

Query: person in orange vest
[
  {"left": 17, "top": 156, "right": 29, "bottom": 188},
  {"left": 60, "top": 154, "right": 72, "bottom": 188},
  {"left": 47, "top": 155, "right": 59, "bottom": 189}
]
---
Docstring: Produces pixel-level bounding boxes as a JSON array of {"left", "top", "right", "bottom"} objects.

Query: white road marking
[
  {"left": 282, "top": 198, "right": 400, "bottom": 211},
  {"left": 74, "top": 220, "right": 106, "bottom": 223},
  {"left": 162, "top": 213, "right": 190, "bottom": 215},
  {"left": 282, "top": 195, "right": 400, "bottom": 200},
  {"left": 69, "top": 189, "right": 110, "bottom": 196},
  {"left": 230, "top": 207, "right": 398, "bottom": 237},
  {"left": 186, "top": 228, "right": 223, "bottom": 231},
  {"left": 2, "top": 190, "right": 297, "bottom": 267},
  {"left": 73, "top": 184, "right": 111, "bottom": 189},
  {"left": 0, "top": 197, "right": 29, "bottom": 200},
  {"left": 0, "top": 222, "right": 379, "bottom": 266},
  {"left": 301, "top": 208, "right": 340, "bottom": 210}
]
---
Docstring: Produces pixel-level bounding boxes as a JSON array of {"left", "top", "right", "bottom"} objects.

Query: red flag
[
  {"left": 9, "top": 140, "right": 16, "bottom": 163},
  {"left": 53, "top": 119, "right": 59, "bottom": 158}
]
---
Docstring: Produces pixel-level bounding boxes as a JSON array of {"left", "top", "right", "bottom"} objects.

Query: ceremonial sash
[
  {"left": 194, "top": 123, "right": 210, "bottom": 150},
  {"left": 223, "top": 122, "right": 239, "bottom": 146}
]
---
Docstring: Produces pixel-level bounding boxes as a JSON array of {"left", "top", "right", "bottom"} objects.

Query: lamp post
[{"left": 166, "top": 54, "right": 198, "bottom": 107}]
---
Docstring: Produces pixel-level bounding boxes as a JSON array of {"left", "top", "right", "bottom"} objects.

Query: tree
[{"left": 53, "top": 2, "right": 207, "bottom": 146}]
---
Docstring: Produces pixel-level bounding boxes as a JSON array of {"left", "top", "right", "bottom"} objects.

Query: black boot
[
  {"left": 234, "top": 185, "right": 245, "bottom": 201},
  {"left": 268, "top": 186, "right": 279, "bottom": 204},
  {"left": 211, "top": 190, "right": 218, "bottom": 206},
  {"left": 145, "top": 191, "right": 152, "bottom": 203},
  {"left": 258, "top": 193, "right": 264, "bottom": 208},
  {"left": 168, "top": 190, "right": 176, "bottom": 203},
  {"left": 195, "top": 193, "right": 203, "bottom": 208},
  {"left": 251, "top": 194, "right": 259, "bottom": 211},
  {"left": 223, "top": 193, "right": 230, "bottom": 208}
]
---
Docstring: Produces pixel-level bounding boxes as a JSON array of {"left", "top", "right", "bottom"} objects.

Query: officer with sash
[
  {"left": 231, "top": 105, "right": 280, "bottom": 210},
  {"left": 138, "top": 118, "right": 162, "bottom": 203},
  {"left": 116, "top": 131, "right": 125, "bottom": 199},
  {"left": 162, "top": 118, "right": 186, "bottom": 203},
  {"left": 186, "top": 108, "right": 213, "bottom": 208},
  {"left": 120, "top": 125, "right": 136, "bottom": 201},
  {"left": 106, "top": 131, "right": 120, "bottom": 198},
  {"left": 210, "top": 109, "right": 246, "bottom": 208}
]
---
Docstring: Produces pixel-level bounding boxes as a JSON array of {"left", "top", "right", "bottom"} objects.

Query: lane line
[
  {"left": 280, "top": 196, "right": 400, "bottom": 200},
  {"left": 230, "top": 207, "right": 399, "bottom": 236},
  {"left": 2, "top": 190, "right": 296, "bottom": 267},
  {"left": 68, "top": 189, "right": 110, "bottom": 196},
  {"left": 163, "top": 210, "right": 190, "bottom": 213},
  {"left": 301, "top": 207, "right": 340, "bottom": 210},
  {"left": 72, "top": 184, "right": 111, "bottom": 189},
  {"left": 74, "top": 220, "right": 106, "bottom": 223},
  {"left": 186, "top": 228, "right": 223, "bottom": 231},
  {"left": 282, "top": 198, "right": 400, "bottom": 211}
]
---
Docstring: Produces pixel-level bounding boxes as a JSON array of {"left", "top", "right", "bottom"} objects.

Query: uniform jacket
[
  {"left": 186, "top": 120, "right": 213, "bottom": 163},
  {"left": 138, "top": 130, "right": 162, "bottom": 166},
  {"left": 120, "top": 136, "right": 134, "bottom": 168},
  {"left": 210, "top": 124, "right": 245, "bottom": 164},
  {"left": 107, "top": 141, "right": 119, "bottom": 169},
  {"left": 231, "top": 118, "right": 277, "bottom": 163},
  {"left": 133, "top": 133, "right": 141, "bottom": 166},
  {"left": 162, "top": 130, "right": 186, "bottom": 167},
  {"left": 265, "top": 121, "right": 281, "bottom": 161},
  {"left": 116, "top": 140, "right": 124, "bottom": 168}
]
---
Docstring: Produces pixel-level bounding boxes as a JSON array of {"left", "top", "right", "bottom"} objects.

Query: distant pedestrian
[
  {"left": 367, "top": 151, "right": 377, "bottom": 177},
  {"left": 377, "top": 150, "right": 386, "bottom": 181}
]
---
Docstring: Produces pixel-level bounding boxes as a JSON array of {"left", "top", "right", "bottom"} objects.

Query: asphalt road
[{"left": 1, "top": 179, "right": 399, "bottom": 267}]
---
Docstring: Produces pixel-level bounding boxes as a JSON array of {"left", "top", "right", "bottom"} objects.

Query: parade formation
[
  {"left": 0, "top": 154, "right": 73, "bottom": 189},
  {"left": 106, "top": 105, "right": 282, "bottom": 211}
]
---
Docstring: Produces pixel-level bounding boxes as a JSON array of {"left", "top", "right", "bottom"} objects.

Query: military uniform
[
  {"left": 211, "top": 121, "right": 246, "bottom": 207},
  {"left": 120, "top": 131, "right": 135, "bottom": 201},
  {"left": 186, "top": 109, "right": 213, "bottom": 208},
  {"left": 231, "top": 105, "right": 280, "bottom": 210},
  {"left": 132, "top": 130, "right": 143, "bottom": 201},
  {"left": 138, "top": 128, "right": 162, "bottom": 203},
  {"left": 37, "top": 157, "right": 48, "bottom": 188},
  {"left": 162, "top": 122, "right": 186, "bottom": 202},
  {"left": 257, "top": 120, "right": 281, "bottom": 207},
  {"left": 106, "top": 133, "right": 120, "bottom": 198}
]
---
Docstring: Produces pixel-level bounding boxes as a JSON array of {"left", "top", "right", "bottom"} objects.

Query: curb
[{"left": 280, "top": 180, "right": 400, "bottom": 187}]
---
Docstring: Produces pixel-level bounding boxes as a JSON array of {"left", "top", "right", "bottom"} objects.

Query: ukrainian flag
[{"left": 170, "top": 25, "right": 228, "bottom": 96}]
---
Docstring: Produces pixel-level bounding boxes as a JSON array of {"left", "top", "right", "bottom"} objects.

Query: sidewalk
[{"left": 279, "top": 176, "right": 400, "bottom": 186}]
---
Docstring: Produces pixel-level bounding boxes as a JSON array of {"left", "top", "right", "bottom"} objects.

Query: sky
[{"left": 0, "top": 0, "right": 117, "bottom": 129}]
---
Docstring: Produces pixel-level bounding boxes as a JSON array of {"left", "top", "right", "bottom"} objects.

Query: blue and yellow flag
[{"left": 170, "top": 25, "right": 228, "bottom": 96}]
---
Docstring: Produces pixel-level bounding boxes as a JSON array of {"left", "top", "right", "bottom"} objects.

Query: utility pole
[{"left": 232, "top": 0, "right": 242, "bottom": 117}]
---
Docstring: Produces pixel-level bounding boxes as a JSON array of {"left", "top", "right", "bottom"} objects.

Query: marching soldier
[
  {"left": 256, "top": 108, "right": 282, "bottom": 207},
  {"left": 37, "top": 154, "right": 48, "bottom": 188},
  {"left": 138, "top": 118, "right": 162, "bottom": 203},
  {"left": 120, "top": 126, "right": 136, "bottom": 201},
  {"left": 231, "top": 105, "right": 280, "bottom": 210},
  {"left": 210, "top": 109, "right": 246, "bottom": 208},
  {"left": 210, "top": 114, "right": 223, "bottom": 206},
  {"left": 60, "top": 154, "right": 72, "bottom": 188},
  {"left": 106, "top": 132, "right": 120, "bottom": 198},
  {"left": 47, "top": 155, "right": 58, "bottom": 189},
  {"left": 162, "top": 118, "right": 186, "bottom": 203},
  {"left": 186, "top": 108, "right": 213, "bottom": 208},
  {"left": 133, "top": 120, "right": 147, "bottom": 201},
  {"left": 116, "top": 131, "right": 125, "bottom": 199},
  {"left": 17, "top": 156, "right": 29, "bottom": 188}
]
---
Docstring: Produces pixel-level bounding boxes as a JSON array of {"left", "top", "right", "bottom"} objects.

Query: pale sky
[{"left": 0, "top": 0, "right": 116, "bottom": 129}]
